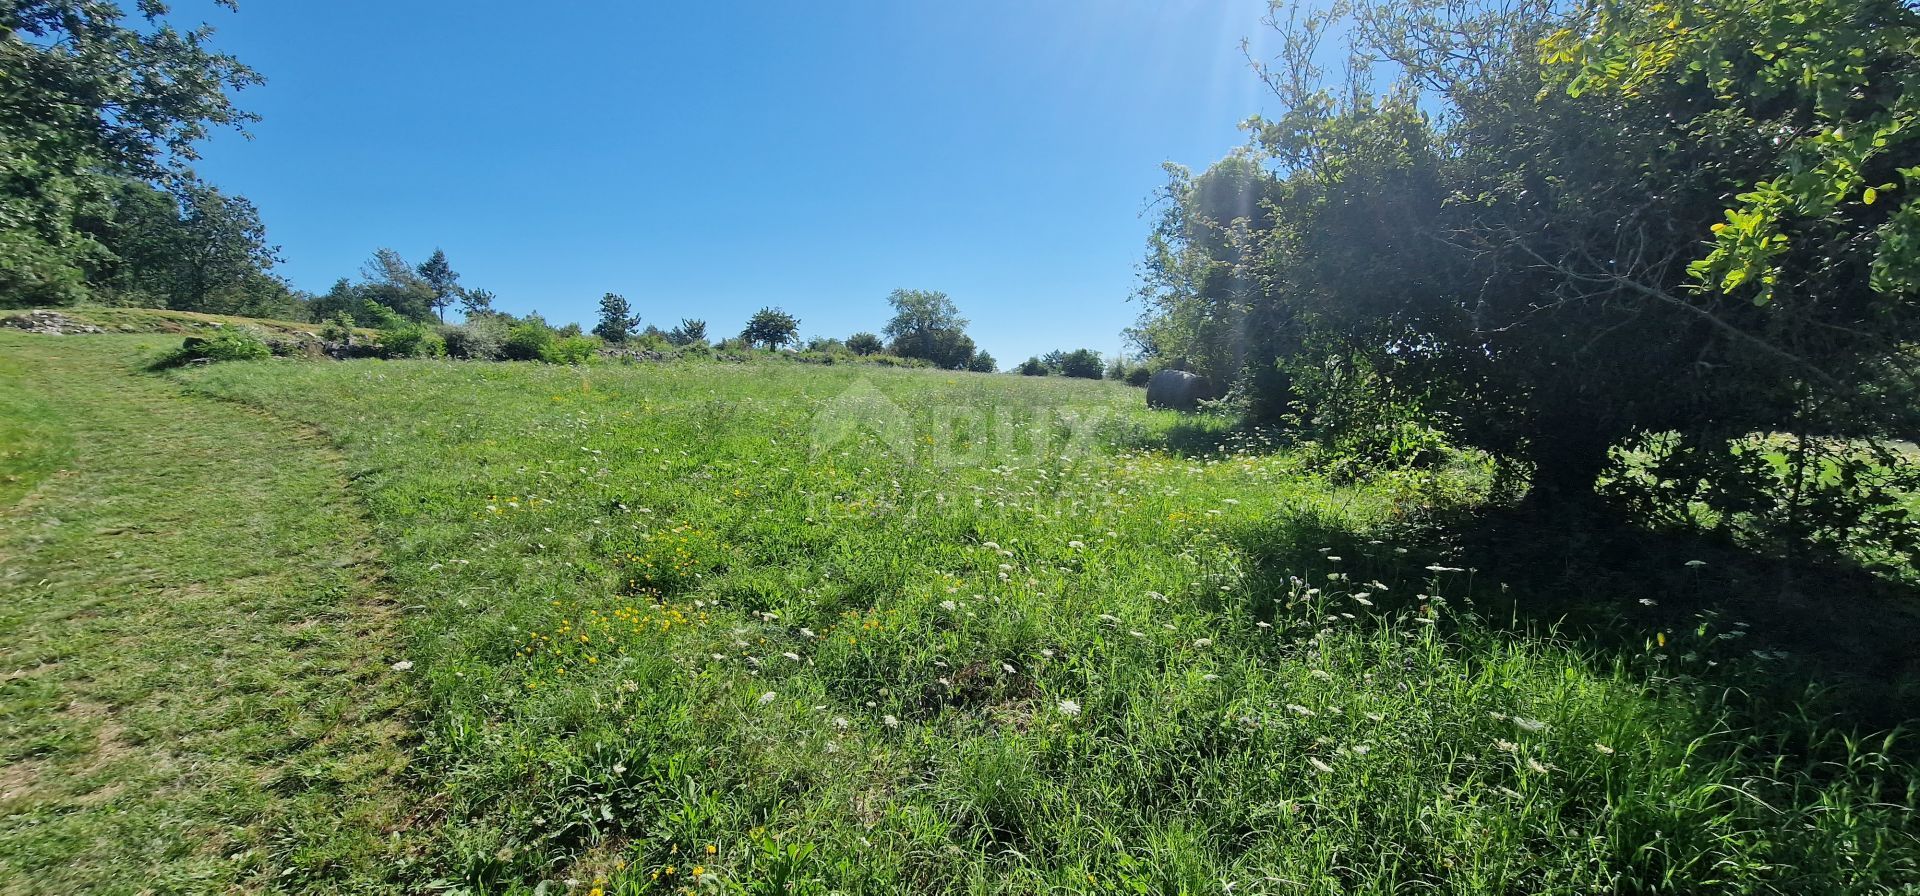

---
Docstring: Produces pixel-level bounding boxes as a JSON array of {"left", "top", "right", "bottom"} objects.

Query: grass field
[{"left": 3, "top": 333, "right": 1917, "bottom": 894}]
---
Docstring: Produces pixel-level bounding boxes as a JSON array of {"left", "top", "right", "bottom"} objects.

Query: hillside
[{"left": 2, "top": 332, "right": 1915, "bottom": 894}]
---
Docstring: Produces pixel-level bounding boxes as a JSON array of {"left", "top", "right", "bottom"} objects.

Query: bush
[
  {"left": 846, "top": 332, "right": 883, "bottom": 355},
  {"left": 503, "top": 323, "right": 555, "bottom": 361},
  {"left": 540, "top": 334, "right": 601, "bottom": 365},
  {"left": 1124, "top": 365, "right": 1152, "bottom": 387},
  {"left": 154, "top": 327, "right": 271, "bottom": 368},
  {"left": 441, "top": 318, "right": 509, "bottom": 360},
  {"left": 376, "top": 325, "right": 447, "bottom": 359},
  {"left": 1016, "top": 357, "right": 1049, "bottom": 376},
  {"left": 318, "top": 313, "right": 355, "bottom": 346}
]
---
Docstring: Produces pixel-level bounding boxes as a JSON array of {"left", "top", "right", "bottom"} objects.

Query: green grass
[
  {"left": 132, "top": 351, "right": 1916, "bottom": 894},
  {"left": 0, "top": 334, "right": 419, "bottom": 894}
]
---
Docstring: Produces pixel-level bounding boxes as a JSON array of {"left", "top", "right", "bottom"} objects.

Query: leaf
[{"left": 1864, "top": 187, "right": 1878, "bottom": 205}]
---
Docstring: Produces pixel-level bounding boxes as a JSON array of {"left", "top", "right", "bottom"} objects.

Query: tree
[
  {"left": 741, "top": 306, "right": 800, "bottom": 349},
  {"left": 358, "top": 248, "right": 436, "bottom": 321},
  {"left": 1016, "top": 357, "right": 1049, "bottom": 376},
  {"left": 460, "top": 288, "right": 497, "bottom": 318},
  {"left": 1043, "top": 349, "right": 1103, "bottom": 379},
  {"left": 1135, "top": 0, "right": 1920, "bottom": 506},
  {"left": 0, "top": 0, "right": 263, "bottom": 306},
  {"left": 667, "top": 318, "right": 707, "bottom": 346},
  {"left": 967, "top": 351, "right": 997, "bottom": 373},
  {"left": 88, "top": 179, "right": 291, "bottom": 317},
  {"left": 416, "top": 249, "right": 461, "bottom": 322},
  {"left": 593, "top": 292, "right": 638, "bottom": 343},
  {"left": 846, "top": 332, "right": 884, "bottom": 355},
  {"left": 882, "top": 288, "right": 980, "bottom": 369}
]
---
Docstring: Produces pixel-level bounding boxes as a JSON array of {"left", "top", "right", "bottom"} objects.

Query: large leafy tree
[
  {"left": 89, "top": 179, "right": 290, "bottom": 315},
  {"left": 882, "top": 288, "right": 981, "bottom": 369},
  {"left": 1, "top": 0, "right": 262, "bottom": 306},
  {"left": 740, "top": 306, "right": 799, "bottom": 349}
]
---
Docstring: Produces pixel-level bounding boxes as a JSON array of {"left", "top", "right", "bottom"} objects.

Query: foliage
[
  {"left": 0, "top": 0, "right": 261, "bottom": 306},
  {"left": 666, "top": 318, "right": 708, "bottom": 347},
  {"left": 846, "top": 331, "right": 884, "bottom": 355},
  {"left": 459, "top": 288, "right": 496, "bottom": 318},
  {"left": 85, "top": 179, "right": 293, "bottom": 317},
  {"left": 1136, "top": 0, "right": 1920, "bottom": 517},
  {"left": 593, "top": 292, "right": 638, "bottom": 343},
  {"left": 967, "top": 350, "right": 996, "bottom": 373},
  {"left": 741, "top": 306, "right": 800, "bottom": 349},
  {"left": 415, "top": 249, "right": 461, "bottom": 322},
  {"left": 152, "top": 326, "right": 270, "bottom": 367},
  {"left": 1016, "top": 356, "right": 1049, "bottom": 376},
  {"left": 438, "top": 316, "right": 507, "bottom": 360},
  {"left": 1042, "top": 348, "right": 1104, "bottom": 379},
  {"left": 502, "top": 321, "right": 554, "bottom": 361},
  {"left": 882, "top": 288, "right": 982, "bottom": 369},
  {"left": 540, "top": 333, "right": 601, "bottom": 365},
  {"left": 318, "top": 312, "right": 356, "bottom": 346},
  {"left": 375, "top": 324, "right": 447, "bottom": 359}
]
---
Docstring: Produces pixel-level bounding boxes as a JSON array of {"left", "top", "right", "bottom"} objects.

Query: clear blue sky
[{"left": 182, "top": 1, "right": 1286, "bottom": 365}]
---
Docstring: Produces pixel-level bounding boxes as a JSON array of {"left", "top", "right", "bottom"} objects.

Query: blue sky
[{"left": 183, "top": 1, "right": 1287, "bottom": 365}]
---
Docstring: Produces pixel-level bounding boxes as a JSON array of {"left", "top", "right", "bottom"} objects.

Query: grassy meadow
[{"left": 3, "top": 334, "right": 1917, "bottom": 893}]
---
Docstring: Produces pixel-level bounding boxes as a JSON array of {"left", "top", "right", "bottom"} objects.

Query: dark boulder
[{"left": 1146, "top": 369, "right": 1212, "bottom": 411}]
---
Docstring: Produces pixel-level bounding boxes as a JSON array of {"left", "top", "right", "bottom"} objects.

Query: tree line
[{"left": 1131, "top": 0, "right": 1920, "bottom": 570}]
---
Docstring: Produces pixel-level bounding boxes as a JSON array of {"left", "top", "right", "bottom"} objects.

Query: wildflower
[
  {"left": 1512, "top": 716, "right": 1547, "bottom": 732},
  {"left": 1286, "top": 704, "right": 1315, "bottom": 716},
  {"left": 1352, "top": 594, "right": 1374, "bottom": 607},
  {"left": 1309, "top": 669, "right": 1332, "bottom": 681},
  {"left": 1593, "top": 742, "right": 1616, "bottom": 755},
  {"left": 1058, "top": 699, "right": 1082, "bottom": 716},
  {"left": 1308, "top": 757, "right": 1334, "bottom": 774},
  {"left": 1638, "top": 598, "right": 1657, "bottom": 607},
  {"left": 883, "top": 714, "right": 900, "bottom": 728},
  {"left": 782, "top": 651, "right": 801, "bottom": 662},
  {"left": 1684, "top": 559, "right": 1707, "bottom": 568},
  {"left": 390, "top": 660, "right": 414, "bottom": 672},
  {"left": 940, "top": 599, "right": 957, "bottom": 611},
  {"left": 1068, "top": 540, "right": 1086, "bottom": 549},
  {"left": 758, "top": 691, "right": 777, "bottom": 705},
  {"left": 1192, "top": 638, "right": 1213, "bottom": 649},
  {"left": 1494, "top": 739, "right": 1518, "bottom": 752},
  {"left": 1348, "top": 744, "right": 1371, "bottom": 755},
  {"left": 1526, "top": 757, "right": 1552, "bottom": 774}
]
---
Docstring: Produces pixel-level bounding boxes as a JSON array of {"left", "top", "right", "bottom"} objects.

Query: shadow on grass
[{"left": 1223, "top": 500, "right": 1920, "bottom": 736}]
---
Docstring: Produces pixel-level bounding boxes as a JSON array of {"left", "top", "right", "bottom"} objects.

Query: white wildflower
[{"left": 1057, "top": 699, "right": 1081, "bottom": 717}]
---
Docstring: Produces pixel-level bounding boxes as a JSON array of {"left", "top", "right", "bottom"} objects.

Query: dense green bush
[
  {"left": 440, "top": 318, "right": 509, "bottom": 360},
  {"left": 539, "top": 334, "right": 601, "bottom": 365},
  {"left": 502, "top": 323, "right": 555, "bottom": 361},
  {"left": 153, "top": 327, "right": 272, "bottom": 368},
  {"left": 375, "top": 325, "right": 446, "bottom": 359}
]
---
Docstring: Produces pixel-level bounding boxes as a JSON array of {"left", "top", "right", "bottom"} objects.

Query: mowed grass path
[{"left": 0, "top": 334, "right": 419, "bottom": 894}]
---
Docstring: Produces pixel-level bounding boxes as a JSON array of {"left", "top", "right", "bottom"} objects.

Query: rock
[
  {"left": 1146, "top": 369, "right": 1213, "bottom": 411},
  {"left": 1, "top": 310, "right": 104, "bottom": 335}
]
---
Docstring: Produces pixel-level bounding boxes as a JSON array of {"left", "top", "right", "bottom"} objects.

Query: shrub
[
  {"left": 318, "top": 313, "right": 355, "bottom": 346},
  {"left": 1124, "top": 365, "right": 1152, "bottom": 387},
  {"left": 846, "top": 332, "right": 883, "bottom": 355},
  {"left": 376, "top": 325, "right": 447, "bottom": 359},
  {"left": 1016, "top": 357, "right": 1048, "bottom": 376},
  {"left": 154, "top": 327, "right": 271, "bottom": 368},
  {"left": 440, "top": 317, "right": 510, "bottom": 360},
  {"left": 540, "top": 334, "right": 601, "bottom": 365},
  {"left": 503, "top": 323, "right": 555, "bottom": 361}
]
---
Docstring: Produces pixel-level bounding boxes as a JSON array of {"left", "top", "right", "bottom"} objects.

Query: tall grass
[{"left": 178, "top": 358, "right": 1919, "bottom": 894}]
